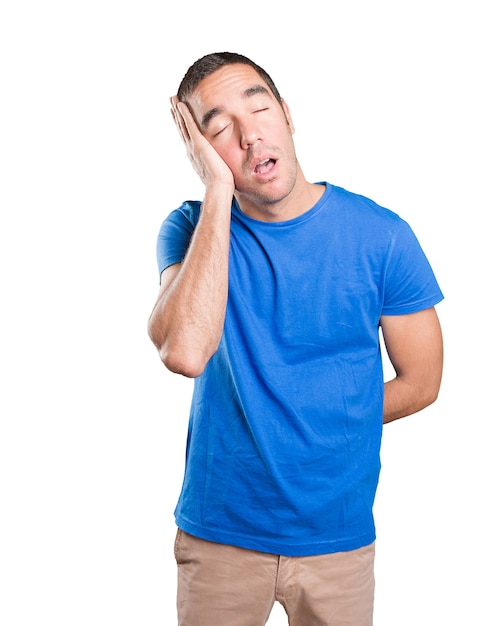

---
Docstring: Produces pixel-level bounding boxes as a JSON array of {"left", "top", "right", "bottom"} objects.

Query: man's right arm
[
  {"left": 147, "top": 98, "right": 235, "bottom": 378},
  {"left": 148, "top": 186, "right": 233, "bottom": 377}
]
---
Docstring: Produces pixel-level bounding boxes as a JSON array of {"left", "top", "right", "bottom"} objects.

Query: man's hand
[{"left": 171, "top": 96, "right": 235, "bottom": 192}]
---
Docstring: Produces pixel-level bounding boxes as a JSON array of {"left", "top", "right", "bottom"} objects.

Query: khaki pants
[{"left": 174, "top": 529, "right": 375, "bottom": 626}]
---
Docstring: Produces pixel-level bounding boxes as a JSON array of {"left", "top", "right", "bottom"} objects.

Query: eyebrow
[{"left": 200, "top": 84, "right": 271, "bottom": 130}]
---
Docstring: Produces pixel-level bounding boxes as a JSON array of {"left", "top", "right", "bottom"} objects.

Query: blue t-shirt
[{"left": 156, "top": 183, "right": 444, "bottom": 556}]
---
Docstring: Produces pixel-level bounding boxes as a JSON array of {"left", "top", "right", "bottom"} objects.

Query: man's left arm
[{"left": 380, "top": 307, "right": 443, "bottom": 424}]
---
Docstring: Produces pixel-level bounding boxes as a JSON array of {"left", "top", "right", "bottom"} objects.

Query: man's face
[{"left": 186, "top": 63, "right": 299, "bottom": 215}]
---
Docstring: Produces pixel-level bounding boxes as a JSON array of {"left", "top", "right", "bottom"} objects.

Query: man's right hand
[{"left": 171, "top": 96, "right": 235, "bottom": 193}]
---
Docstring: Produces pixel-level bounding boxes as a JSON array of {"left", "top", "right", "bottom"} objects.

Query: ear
[{"left": 281, "top": 99, "right": 295, "bottom": 134}]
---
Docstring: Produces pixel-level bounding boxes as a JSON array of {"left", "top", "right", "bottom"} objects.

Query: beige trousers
[{"left": 174, "top": 529, "right": 375, "bottom": 626}]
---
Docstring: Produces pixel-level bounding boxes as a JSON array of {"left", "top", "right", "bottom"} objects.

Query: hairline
[{"left": 176, "top": 53, "right": 283, "bottom": 110}]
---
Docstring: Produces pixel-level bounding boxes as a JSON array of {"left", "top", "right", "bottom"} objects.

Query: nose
[{"left": 239, "top": 120, "right": 262, "bottom": 149}]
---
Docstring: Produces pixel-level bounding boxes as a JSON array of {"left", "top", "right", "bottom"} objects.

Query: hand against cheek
[{"left": 171, "top": 97, "right": 235, "bottom": 193}]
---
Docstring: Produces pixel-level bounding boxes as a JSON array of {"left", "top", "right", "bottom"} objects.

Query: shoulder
[
  {"left": 328, "top": 184, "right": 402, "bottom": 224},
  {"left": 324, "top": 184, "right": 413, "bottom": 246},
  {"left": 163, "top": 200, "right": 202, "bottom": 229}
]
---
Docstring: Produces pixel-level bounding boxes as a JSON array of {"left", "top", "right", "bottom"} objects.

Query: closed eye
[{"left": 213, "top": 123, "right": 231, "bottom": 138}]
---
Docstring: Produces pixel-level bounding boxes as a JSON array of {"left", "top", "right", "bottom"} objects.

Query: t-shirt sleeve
[
  {"left": 382, "top": 218, "right": 444, "bottom": 315},
  {"left": 155, "top": 201, "right": 201, "bottom": 279}
]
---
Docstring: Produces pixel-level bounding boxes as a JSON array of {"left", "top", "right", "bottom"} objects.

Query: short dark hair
[{"left": 177, "top": 52, "right": 283, "bottom": 106}]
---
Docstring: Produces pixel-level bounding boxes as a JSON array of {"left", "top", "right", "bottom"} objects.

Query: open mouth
[{"left": 254, "top": 158, "right": 276, "bottom": 174}]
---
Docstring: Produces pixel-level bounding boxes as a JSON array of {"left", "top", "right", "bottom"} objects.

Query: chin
[{"left": 239, "top": 176, "right": 296, "bottom": 205}]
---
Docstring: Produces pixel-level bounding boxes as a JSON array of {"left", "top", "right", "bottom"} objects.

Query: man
[{"left": 148, "top": 52, "right": 444, "bottom": 626}]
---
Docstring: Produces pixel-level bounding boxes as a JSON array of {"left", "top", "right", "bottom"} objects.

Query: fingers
[
  {"left": 171, "top": 96, "right": 201, "bottom": 145},
  {"left": 170, "top": 96, "right": 189, "bottom": 143},
  {"left": 168, "top": 95, "right": 234, "bottom": 190}
]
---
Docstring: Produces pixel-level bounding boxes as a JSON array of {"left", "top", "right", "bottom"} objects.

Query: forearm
[{"left": 148, "top": 186, "right": 233, "bottom": 377}]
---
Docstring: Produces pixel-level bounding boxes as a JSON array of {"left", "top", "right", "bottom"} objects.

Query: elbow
[
  {"left": 411, "top": 377, "right": 442, "bottom": 416},
  {"left": 148, "top": 320, "right": 210, "bottom": 378},
  {"left": 423, "top": 363, "right": 443, "bottom": 409},
  {"left": 160, "top": 348, "right": 209, "bottom": 378},
  {"left": 422, "top": 382, "right": 441, "bottom": 410}
]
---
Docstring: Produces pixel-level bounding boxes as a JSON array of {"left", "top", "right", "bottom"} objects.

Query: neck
[{"left": 236, "top": 174, "right": 325, "bottom": 223}]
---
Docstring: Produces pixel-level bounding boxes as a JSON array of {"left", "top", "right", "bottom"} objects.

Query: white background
[{"left": 1, "top": 1, "right": 484, "bottom": 624}]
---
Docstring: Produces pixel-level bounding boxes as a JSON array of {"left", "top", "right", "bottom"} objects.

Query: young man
[{"left": 148, "top": 52, "right": 444, "bottom": 625}]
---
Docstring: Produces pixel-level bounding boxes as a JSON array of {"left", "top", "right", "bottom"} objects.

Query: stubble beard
[{"left": 234, "top": 154, "right": 299, "bottom": 218}]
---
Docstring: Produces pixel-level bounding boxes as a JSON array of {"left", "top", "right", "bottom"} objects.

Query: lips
[
  {"left": 254, "top": 158, "right": 275, "bottom": 174},
  {"left": 251, "top": 155, "right": 278, "bottom": 179}
]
